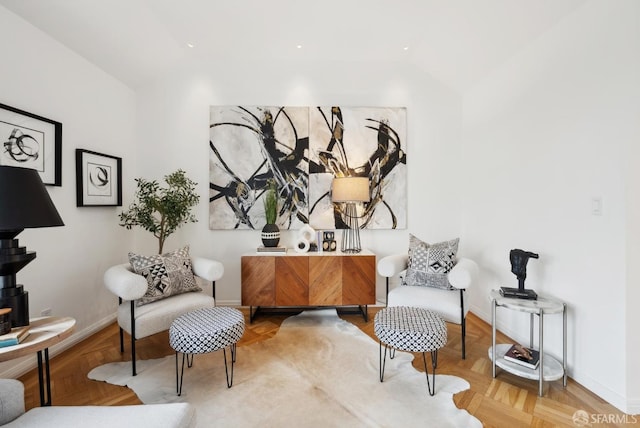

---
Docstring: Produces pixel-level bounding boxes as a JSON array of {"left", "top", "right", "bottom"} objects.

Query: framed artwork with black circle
[
  {"left": 0, "top": 102, "right": 62, "bottom": 186},
  {"left": 75, "top": 149, "right": 122, "bottom": 207}
]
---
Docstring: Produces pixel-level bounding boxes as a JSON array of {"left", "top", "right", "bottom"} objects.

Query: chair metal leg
[
  {"left": 460, "top": 289, "right": 466, "bottom": 360},
  {"left": 131, "top": 336, "right": 136, "bottom": 376},
  {"left": 130, "top": 301, "right": 137, "bottom": 376},
  {"left": 385, "top": 278, "right": 389, "bottom": 307},
  {"left": 461, "top": 316, "right": 466, "bottom": 360},
  {"left": 118, "top": 298, "right": 124, "bottom": 353}
]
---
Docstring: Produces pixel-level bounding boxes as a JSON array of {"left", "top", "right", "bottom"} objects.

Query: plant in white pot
[
  {"left": 261, "top": 180, "right": 280, "bottom": 247},
  {"left": 119, "top": 169, "right": 199, "bottom": 253}
]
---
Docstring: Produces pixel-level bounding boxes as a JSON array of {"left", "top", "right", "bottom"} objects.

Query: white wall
[
  {"left": 462, "top": 0, "right": 639, "bottom": 413},
  {"left": 0, "top": 7, "right": 137, "bottom": 376},
  {"left": 133, "top": 58, "right": 464, "bottom": 305},
  {"left": 623, "top": 1, "right": 640, "bottom": 412}
]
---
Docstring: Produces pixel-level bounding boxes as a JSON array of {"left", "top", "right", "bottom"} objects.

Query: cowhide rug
[{"left": 89, "top": 309, "right": 481, "bottom": 427}]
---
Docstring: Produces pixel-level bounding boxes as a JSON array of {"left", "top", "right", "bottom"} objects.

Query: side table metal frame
[{"left": 491, "top": 291, "right": 567, "bottom": 396}]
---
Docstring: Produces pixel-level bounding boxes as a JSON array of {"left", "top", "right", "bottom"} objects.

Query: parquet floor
[{"left": 17, "top": 308, "right": 635, "bottom": 427}]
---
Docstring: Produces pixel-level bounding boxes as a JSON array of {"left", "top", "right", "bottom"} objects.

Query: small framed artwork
[
  {"left": 75, "top": 149, "right": 122, "bottom": 207},
  {"left": 0, "top": 102, "right": 62, "bottom": 186}
]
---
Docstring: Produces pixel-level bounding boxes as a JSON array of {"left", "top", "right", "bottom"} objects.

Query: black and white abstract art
[
  {"left": 0, "top": 103, "right": 62, "bottom": 186},
  {"left": 209, "top": 106, "right": 309, "bottom": 230},
  {"left": 209, "top": 106, "right": 406, "bottom": 231},
  {"left": 75, "top": 149, "right": 122, "bottom": 207},
  {"left": 308, "top": 106, "right": 407, "bottom": 230}
]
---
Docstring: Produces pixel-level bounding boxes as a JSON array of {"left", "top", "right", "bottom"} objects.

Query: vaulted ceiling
[{"left": 0, "top": 0, "right": 585, "bottom": 92}]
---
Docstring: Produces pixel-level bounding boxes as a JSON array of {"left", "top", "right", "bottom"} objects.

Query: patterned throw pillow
[
  {"left": 128, "top": 246, "right": 201, "bottom": 306},
  {"left": 404, "top": 235, "right": 459, "bottom": 290}
]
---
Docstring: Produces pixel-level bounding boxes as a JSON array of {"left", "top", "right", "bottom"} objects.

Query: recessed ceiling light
[
  {"left": 187, "top": 43, "right": 195, "bottom": 48},
  {"left": 296, "top": 44, "right": 303, "bottom": 49},
  {"left": 403, "top": 46, "right": 409, "bottom": 51}
]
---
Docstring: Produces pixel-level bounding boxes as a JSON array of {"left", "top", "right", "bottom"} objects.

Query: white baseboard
[
  {"left": 624, "top": 400, "right": 640, "bottom": 416},
  {"left": 215, "top": 299, "right": 241, "bottom": 307},
  {"left": 571, "top": 372, "right": 638, "bottom": 416},
  {"left": 0, "top": 314, "right": 117, "bottom": 379},
  {"left": 469, "top": 303, "right": 638, "bottom": 415}
]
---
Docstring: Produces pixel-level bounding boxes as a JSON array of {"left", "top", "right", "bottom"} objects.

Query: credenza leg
[
  {"left": 361, "top": 305, "right": 368, "bottom": 322},
  {"left": 249, "top": 306, "right": 260, "bottom": 323}
]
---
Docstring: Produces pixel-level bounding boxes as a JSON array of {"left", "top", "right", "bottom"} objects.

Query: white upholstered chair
[
  {"left": 103, "top": 256, "right": 224, "bottom": 375},
  {"left": 377, "top": 255, "right": 478, "bottom": 359}
]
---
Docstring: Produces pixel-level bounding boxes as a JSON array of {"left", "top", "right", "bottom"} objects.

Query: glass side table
[{"left": 488, "top": 289, "right": 567, "bottom": 396}]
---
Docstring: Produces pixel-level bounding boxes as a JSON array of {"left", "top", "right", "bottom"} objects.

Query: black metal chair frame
[
  {"left": 118, "top": 281, "right": 216, "bottom": 376},
  {"left": 385, "top": 278, "right": 467, "bottom": 359}
]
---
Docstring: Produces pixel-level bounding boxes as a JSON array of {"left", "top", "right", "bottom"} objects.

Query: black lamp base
[{"left": 0, "top": 286, "right": 29, "bottom": 327}]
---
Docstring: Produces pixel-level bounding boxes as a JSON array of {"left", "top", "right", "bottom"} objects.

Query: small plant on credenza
[{"left": 261, "top": 179, "right": 281, "bottom": 247}]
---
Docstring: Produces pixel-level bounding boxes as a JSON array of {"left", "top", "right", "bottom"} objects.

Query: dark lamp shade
[{"left": 0, "top": 165, "right": 64, "bottom": 232}]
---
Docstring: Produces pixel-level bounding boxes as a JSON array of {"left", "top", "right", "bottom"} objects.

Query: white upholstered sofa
[
  {"left": 0, "top": 379, "right": 195, "bottom": 427},
  {"left": 103, "top": 256, "right": 223, "bottom": 376},
  {"left": 377, "top": 254, "right": 479, "bottom": 359}
]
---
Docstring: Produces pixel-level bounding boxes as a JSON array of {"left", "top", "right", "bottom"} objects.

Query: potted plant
[
  {"left": 119, "top": 169, "right": 200, "bottom": 253},
  {"left": 261, "top": 180, "right": 280, "bottom": 247}
]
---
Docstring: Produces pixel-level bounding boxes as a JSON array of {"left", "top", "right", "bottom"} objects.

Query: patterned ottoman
[
  {"left": 169, "top": 307, "right": 245, "bottom": 395},
  {"left": 374, "top": 306, "right": 447, "bottom": 396}
]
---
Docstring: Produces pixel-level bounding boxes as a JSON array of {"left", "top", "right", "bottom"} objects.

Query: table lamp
[
  {"left": 331, "top": 176, "right": 370, "bottom": 253},
  {"left": 0, "top": 166, "right": 64, "bottom": 327}
]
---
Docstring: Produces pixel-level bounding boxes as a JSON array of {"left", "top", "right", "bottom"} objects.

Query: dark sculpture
[{"left": 510, "top": 249, "right": 539, "bottom": 291}]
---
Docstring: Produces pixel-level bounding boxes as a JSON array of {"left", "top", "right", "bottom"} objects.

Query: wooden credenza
[{"left": 241, "top": 250, "right": 376, "bottom": 321}]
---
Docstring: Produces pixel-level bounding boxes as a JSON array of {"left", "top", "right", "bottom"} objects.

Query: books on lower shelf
[
  {"left": 0, "top": 326, "right": 30, "bottom": 348},
  {"left": 256, "top": 246, "right": 287, "bottom": 253},
  {"left": 503, "top": 344, "right": 540, "bottom": 369}
]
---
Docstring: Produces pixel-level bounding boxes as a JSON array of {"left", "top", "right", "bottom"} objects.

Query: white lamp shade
[{"left": 331, "top": 177, "right": 370, "bottom": 203}]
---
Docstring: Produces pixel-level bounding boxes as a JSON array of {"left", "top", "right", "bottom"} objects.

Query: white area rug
[{"left": 89, "top": 309, "right": 481, "bottom": 427}]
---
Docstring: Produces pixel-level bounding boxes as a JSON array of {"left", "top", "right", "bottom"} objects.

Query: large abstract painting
[
  {"left": 209, "top": 106, "right": 309, "bottom": 230},
  {"left": 308, "top": 107, "right": 407, "bottom": 230},
  {"left": 209, "top": 106, "right": 406, "bottom": 231}
]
